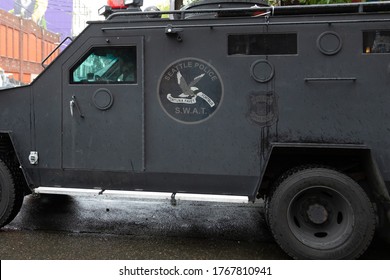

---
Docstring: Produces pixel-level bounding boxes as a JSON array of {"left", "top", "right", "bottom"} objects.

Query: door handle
[
  {"left": 70, "top": 99, "right": 75, "bottom": 117},
  {"left": 304, "top": 77, "right": 356, "bottom": 82},
  {"left": 70, "top": 95, "right": 84, "bottom": 118}
]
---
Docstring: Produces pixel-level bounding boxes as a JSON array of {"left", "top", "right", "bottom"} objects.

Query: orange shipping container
[{"left": 0, "top": 9, "right": 60, "bottom": 84}]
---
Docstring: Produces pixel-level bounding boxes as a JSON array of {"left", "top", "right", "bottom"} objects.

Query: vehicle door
[{"left": 62, "top": 36, "right": 144, "bottom": 172}]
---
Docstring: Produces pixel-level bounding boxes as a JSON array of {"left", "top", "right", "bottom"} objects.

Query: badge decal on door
[{"left": 159, "top": 58, "right": 223, "bottom": 124}]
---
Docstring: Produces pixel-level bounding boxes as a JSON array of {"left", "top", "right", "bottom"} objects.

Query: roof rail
[
  {"left": 273, "top": 1, "right": 390, "bottom": 16},
  {"left": 104, "top": 1, "right": 390, "bottom": 21}
]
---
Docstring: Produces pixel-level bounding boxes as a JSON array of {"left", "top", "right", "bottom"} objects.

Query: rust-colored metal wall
[{"left": 0, "top": 9, "right": 60, "bottom": 84}]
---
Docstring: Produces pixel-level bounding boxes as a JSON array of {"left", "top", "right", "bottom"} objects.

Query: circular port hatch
[
  {"left": 317, "top": 31, "right": 342, "bottom": 55},
  {"left": 93, "top": 88, "right": 114, "bottom": 110},
  {"left": 251, "top": 60, "right": 274, "bottom": 83}
]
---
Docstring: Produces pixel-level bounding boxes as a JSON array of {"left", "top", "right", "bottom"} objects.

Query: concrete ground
[{"left": 0, "top": 193, "right": 389, "bottom": 260}]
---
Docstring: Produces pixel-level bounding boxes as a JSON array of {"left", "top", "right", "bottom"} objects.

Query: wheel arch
[
  {"left": 258, "top": 143, "right": 389, "bottom": 203},
  {"left": 0, "top": 131, "right": 32, "bottom": 194}
]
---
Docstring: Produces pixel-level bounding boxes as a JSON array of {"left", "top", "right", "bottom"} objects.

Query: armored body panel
[{"left": 1, "top": 0, "right": 390, "bottom": 259}]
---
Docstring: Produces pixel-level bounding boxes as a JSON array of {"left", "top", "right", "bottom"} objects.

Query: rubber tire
[
  {"left": 0, "top": 159, "right": 23, "bottom": 228},
  {"left": 267, "top": 167, "right": 376, "bottom": 259}
]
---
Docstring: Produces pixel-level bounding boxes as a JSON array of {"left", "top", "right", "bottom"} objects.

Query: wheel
[
  {"left": 267, "top": 167, "right": 376, "bottom": 259},
  {"left": 0, "top": 158, "right": 24, "bottom": 228}
]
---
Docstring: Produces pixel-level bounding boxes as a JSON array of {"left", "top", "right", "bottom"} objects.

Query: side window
[
  {"left": 363, "top": 30, "right": 390, "bottom": 54},
  {"left": 228, "top": 33, "right": 297, "bottom": 56},
  {"left": 71, "top": 46, "right": 137, "bottom": 84}
]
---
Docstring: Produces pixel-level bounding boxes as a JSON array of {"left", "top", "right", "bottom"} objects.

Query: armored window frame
[
  {"left": 363, "top": 30, "right": 390, "bottom": 54},
  {"left": 228, "top": 33, "right": 298, "bottom": 56},
  {"left": 70, "top": 46, "right": 137, "bottom": 84}
]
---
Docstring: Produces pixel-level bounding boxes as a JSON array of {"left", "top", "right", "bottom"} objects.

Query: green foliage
[
  {"left": 156, "top": 0, "right": 170, "bottom": 18},
  {"left": 157, "top": 2, "right": 170, "bottom": 10},
  {"left": 183, "top": 0, "right": 200, "bottom": 5},
  {"left": 298, "top": 0, "right": 352, "bottom": 4}
]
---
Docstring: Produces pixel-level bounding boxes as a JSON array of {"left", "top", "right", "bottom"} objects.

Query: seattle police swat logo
[{"left": 159, "top": 58, "right": 223, "bottom": 123}]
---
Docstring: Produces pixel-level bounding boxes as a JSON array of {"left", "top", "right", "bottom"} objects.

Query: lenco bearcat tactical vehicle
[{"left": 1, "top": 0, "right": 390, "bottom": 259}]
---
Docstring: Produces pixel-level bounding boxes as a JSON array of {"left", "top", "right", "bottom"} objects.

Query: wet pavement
[{"left": 0, "top": 193, "right": 389, "bottom": 260}]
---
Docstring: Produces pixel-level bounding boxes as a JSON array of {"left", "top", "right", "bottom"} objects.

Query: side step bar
[{"left": 33, "top": 187, "right": 249, "bottom": 204}]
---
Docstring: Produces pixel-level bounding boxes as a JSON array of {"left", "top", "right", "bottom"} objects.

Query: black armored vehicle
[{"left": 1, "top": 0, "right": 390, "bottom": 259}]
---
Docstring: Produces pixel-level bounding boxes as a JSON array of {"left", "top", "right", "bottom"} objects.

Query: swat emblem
[{"left": 159, "top": 58, "right": 223, "bottom": 123}]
